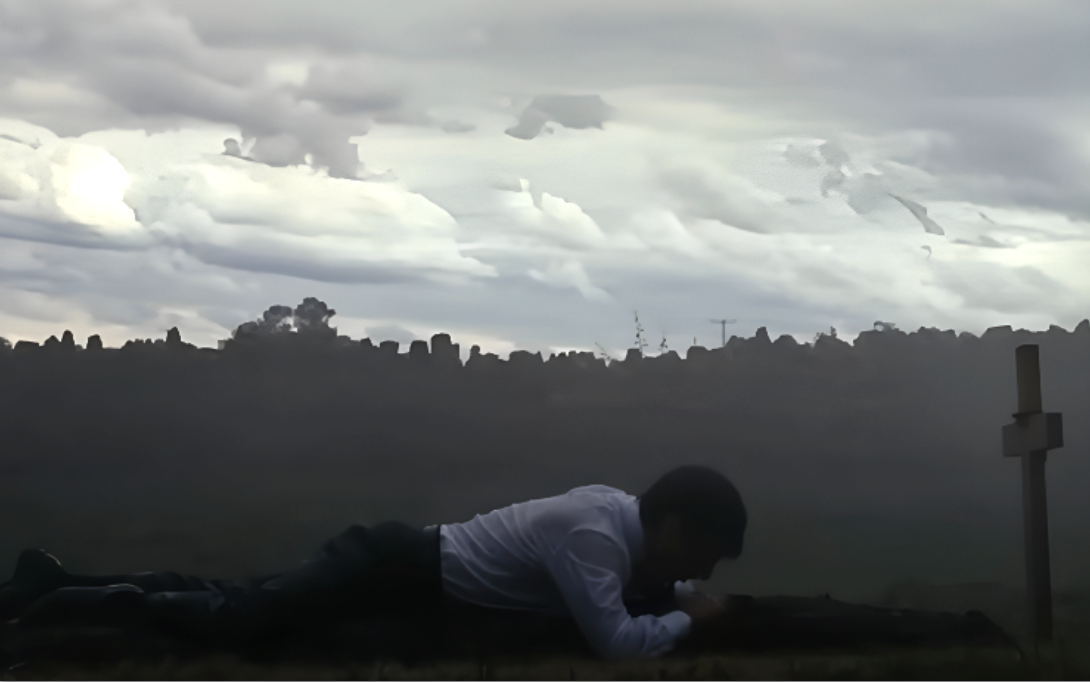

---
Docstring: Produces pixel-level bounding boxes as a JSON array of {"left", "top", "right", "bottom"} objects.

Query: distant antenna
[
  {"left": 709, "top": 319, "right": 737, "bottom": 348},
  {"left": 634, "top": 311, "right": 648, "bottom": 357},
  {"left": 594, "top": 342, "right": 612, "bottom": 361}
]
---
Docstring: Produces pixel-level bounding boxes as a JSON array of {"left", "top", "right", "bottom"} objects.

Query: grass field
[
  {"left": 0, "top": 646, "right": 1064, "bottom": 681},
  {"left": 5, "top": 627, "right": 1089, "bottom": 681},
  {"left": 5, "top": 589, "right": 1090, "bottom": 679}
]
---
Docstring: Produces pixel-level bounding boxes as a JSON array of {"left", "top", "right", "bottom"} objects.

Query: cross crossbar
[{"left": 1002, "top": 412, "right": 1064, "bottom": 458}]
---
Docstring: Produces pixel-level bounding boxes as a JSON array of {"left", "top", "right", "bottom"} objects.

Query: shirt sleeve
[{"left": 545, "top": 529, "right": 692, "bottom": 660}]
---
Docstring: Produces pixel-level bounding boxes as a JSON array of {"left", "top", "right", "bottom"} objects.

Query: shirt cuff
[
  {"left": 658, "top": 609, "right": 692, "bottom": 641},
  {"left": 674, "top": 580, "right": 696, "bottom": 597}
]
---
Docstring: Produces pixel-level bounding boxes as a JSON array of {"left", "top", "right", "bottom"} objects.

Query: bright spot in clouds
[{"left": 51, "top": 142, "right": 139, "bottom": 232}]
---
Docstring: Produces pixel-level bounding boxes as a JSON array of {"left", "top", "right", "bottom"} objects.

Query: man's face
[
  {"left": 641, "top": 514, "right": 729, "bottom": 584},
  {"left": 658, "top": 538, "right": 723, "bottom": 583}
]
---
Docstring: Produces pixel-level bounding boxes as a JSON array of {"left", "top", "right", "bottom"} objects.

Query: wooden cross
[{"left": 1001, "top": 344, "right": 1064, "bottom": 643}]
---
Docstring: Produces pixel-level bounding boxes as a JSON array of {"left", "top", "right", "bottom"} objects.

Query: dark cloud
[
  {"left": 6, "top": 0, "right": 1089, "bottom": 209},
  {"left": 0, "top": 211, "right": 148, "bottom": 252},
  {"left": 222, "top": 138, "right": 243, "bottom": 158},
  {"left": 180, "top": 242, "right": 426, "bottom": 285},
  {"left": 950, "top": 235, "right": 1011, "bottom": 249},
  {"left": 0, "top": 0, "right": 371, "bottom": 178},
  {"left": 818, "top": 140, "right": 850, "bottom": 168},
  {"left": 80, "top": 297, "right": 161, "bottom": 326},
  {"left": 505, "top": 95, "right": 615, "bottom": 140},
  {"left": 933, "top": 262, "right": 1082, "bottom": 316},
  {"left": 293, "top": 63, "right": 405, "bottom": 117},
  {"left": 0, "top": 133, "right": 39, "bottom": 149},
  {"left": 783, "top": 143, "right": 821, "bottom": 167},
  {"left": 372, "top": 110, "right": 437, "bottom": 127},
  {"left": 840, "top": 172, "right": 889, "bottom": 214},
  {"left": 819, "top": 168, "right": 845, "bottom": 198},
  {"left": 877, "top": 103, "right": 1090, "bottom": 217},
  {"left": 505, "top": 107, "right": 550, "bottom": 140},
  {"left": 888, "top": 194, "right": 946, "bottom": 236},
  {"left": 493, "top": 177, "right": 526, "bottom": 193},
  {"left": 657, "top": 166, "right": 773, "bottom": 234},
  {"left": 247, "top": 133, "right": 309, "bottom": 168},
  {"left": 440, "top": 120, "right": 476, "bottom": 133}
]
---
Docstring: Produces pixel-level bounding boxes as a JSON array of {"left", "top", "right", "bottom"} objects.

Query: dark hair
[{"left": 637, "top": 465, "right": 747, "bottom": 558}]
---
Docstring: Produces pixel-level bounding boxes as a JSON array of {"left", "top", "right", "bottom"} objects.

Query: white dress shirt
[{"left": 432, "top": 485, "right": 695, "bottom": 660}]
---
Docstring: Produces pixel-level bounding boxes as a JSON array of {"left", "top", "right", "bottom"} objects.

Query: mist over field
[{"left": 2, "top": 305, "right": 1087, "bottom": 645}]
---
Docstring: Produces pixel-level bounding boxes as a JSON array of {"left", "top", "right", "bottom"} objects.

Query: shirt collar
[{"left": 622, "top": 495, "right": 645, "bottom": 564}]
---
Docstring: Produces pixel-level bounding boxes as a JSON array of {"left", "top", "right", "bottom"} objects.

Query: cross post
[{"left": 1001, "top": 344, "right": 1064, "bottom": 643}]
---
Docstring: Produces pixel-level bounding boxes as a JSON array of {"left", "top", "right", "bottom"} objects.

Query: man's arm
[
  {"left": 624, "top": 581, "right": 695, "bottom": 618},
  {"left": 546, "top": 530, "right": 692, "bottom": 661}
]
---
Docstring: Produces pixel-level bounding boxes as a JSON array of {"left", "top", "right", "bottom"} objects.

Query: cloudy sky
[{"left": 1, "top": 0, "right": 1088, "bottom": 357}]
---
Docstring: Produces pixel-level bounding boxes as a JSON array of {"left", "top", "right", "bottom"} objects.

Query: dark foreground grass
[
  {"left": 3, "top": 644, "right": 1083, "bottom": 681},
  {"left": 0, "top": 651, "right": 1044, "bottom": 681},
  {"left": 5, "top": 609, "right": 1087, "bottom": 680}
]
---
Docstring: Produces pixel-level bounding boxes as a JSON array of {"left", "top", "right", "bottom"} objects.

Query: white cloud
[
  {"left": 0, "top": 122, "right": 140, "bottom": 234},
  {"left": 0, "top": 124, "right": 498, "bottom": 285},
  {"left": 50, "top": 142, "right": 139, "bottom": 232},
  {"left": 528, "top": 259, "right": 613, "bottom": 303},
  {"left": 520, "top": 191, "right": 609, "bottom": 251},
  {"left": 264, "top": 61, "right": 310, "bottom": 88}
]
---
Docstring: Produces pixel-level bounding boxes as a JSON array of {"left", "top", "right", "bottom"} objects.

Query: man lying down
[{"left": 0, "top": 465, "right": 746, "bottom": 661}]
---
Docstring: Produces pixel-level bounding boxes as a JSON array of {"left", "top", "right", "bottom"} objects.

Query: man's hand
[
  {"left": 676, "top": 592, "right": 726, "bottom": 629},
  {"left": 675, "top": 592, "right": 752, "bottom": 649}
]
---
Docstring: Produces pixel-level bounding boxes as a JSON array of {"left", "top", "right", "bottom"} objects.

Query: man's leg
[
  {"left": 65, "top": 570, "right": 220, "bottom": 592},
  {"left": 248, "top": 521, "right": 442, "bottom": 631},
  {"left": 0, "top": 548, "right": 278, "bottom": 621},
  {"left": 0, "top": 549, "right": 70, "bottom": 620},
  {"left": 8, "top": 522, "right": 443, "bottom": 651}
]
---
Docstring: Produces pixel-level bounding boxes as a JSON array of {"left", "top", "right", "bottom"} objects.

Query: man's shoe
[
  {"left": 0, "top": 549, "right": 69, "bottom": 621},
  {"left": 16, "top": 584, "right": 146, "bottom": 629}
]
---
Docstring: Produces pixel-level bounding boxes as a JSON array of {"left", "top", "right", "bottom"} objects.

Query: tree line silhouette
[{"left": 3, "top": 296, "right": 1086, "bottom": 375}]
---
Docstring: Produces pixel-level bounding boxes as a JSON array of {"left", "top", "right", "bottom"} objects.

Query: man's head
[{"left": 635, "top": 465, "right": 746, "bottom": 584}]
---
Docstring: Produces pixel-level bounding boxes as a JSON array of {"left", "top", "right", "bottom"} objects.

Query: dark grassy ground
[
  {"left": 0, "top": 645, "right": 1065, "bottom": 680},
  {"left": 3, "top": 615, "right": 1087, "bottom": 680}
]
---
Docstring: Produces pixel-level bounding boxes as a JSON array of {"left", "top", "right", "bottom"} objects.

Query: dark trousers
[{"left": 59, "top": 521, "right": 443, "bottom": 648}]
